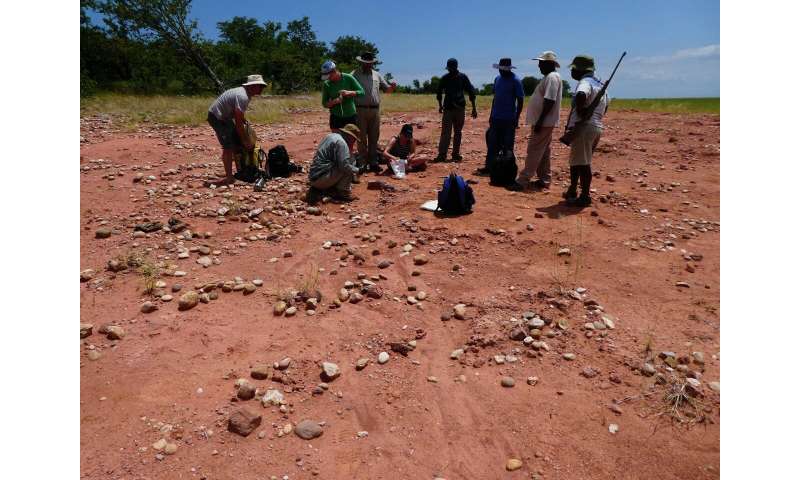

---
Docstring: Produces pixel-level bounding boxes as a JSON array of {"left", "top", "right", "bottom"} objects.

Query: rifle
[{"left": 560, "top": 51, "right": 626, "bottom": 146}]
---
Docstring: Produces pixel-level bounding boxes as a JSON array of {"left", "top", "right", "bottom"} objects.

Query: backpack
[
  {"left": 490, "top": 149, "right": 518, "bottom": 187},
  {"left": 436, "top": 173, "right": 475, "bottom": 215},
  {"left": 267, "top": 145, "right": 302, "bottom": 177},
  {"left": 234, "top": 145, "right": 265, "bottom": 183}
]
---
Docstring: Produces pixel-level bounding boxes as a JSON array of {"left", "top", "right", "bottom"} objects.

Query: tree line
[{"left": 81, "top": 0, "right": 570, "bottom": 98}]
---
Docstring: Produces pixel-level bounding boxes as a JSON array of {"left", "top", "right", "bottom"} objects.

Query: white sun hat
[
  {"left": 533, "top": 51, "right": 560, "bottom": 68},
  {"left": 242, "top": 74, "right": 267, "bottom": 87}
]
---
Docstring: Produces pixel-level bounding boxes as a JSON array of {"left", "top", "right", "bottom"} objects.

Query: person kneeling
[
  {"left": 379, "top": 124, "right": 428, "bottom": 175},
  {"left": 307, "top": 124, "right": 361, "bottom": 204}
]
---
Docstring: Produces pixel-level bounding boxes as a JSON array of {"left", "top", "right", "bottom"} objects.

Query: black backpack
[
  {"left": 490, "top": 149, "right": 518, "bottom": 187},
  {"left": 234, "top": 147, "right": 267, "bottom": 183},
  {"left": 267, "top": 145, "right": 302, "bottom": 177},
  {"left": 436, "top": 173, "right": 475, "bottom": 215}
]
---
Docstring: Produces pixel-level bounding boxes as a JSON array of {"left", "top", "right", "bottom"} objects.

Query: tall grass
[
  {"left": 81, "top": 92, "right": 719, "bottom": 126},
  {"left": 609, "top": 97, "right": 719, "bottom": 114}
]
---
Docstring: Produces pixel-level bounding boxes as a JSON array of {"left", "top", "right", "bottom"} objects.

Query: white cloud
[{"left": 632, "top": 44, "right": 720, "bottom": 65}]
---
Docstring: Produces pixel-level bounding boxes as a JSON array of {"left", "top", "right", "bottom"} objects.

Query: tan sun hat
[
  {"left": 338, "top": 124, "right": 361, "bottom": 141},
  {"left": 533, "top": 51, "right": 560, "bottom": 68},
  {"left": 242, "top": 74, "right": 268, "bottom": 87}
]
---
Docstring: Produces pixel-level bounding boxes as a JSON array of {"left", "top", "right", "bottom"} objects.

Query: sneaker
[
  {"left": 506, "top": 182, "right": 525, "bottom": 191},
  {"left": 451, "top": 153, "right": 463, "bottom": 162}
]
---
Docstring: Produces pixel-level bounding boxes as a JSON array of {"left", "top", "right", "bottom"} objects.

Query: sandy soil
[{"left": 80, "top": 106, "right": 720, "bottom": 480}]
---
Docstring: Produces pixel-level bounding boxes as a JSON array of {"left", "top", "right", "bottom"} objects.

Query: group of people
[{"left": 205, "top": 49, "right": 608, "bottom": 208}]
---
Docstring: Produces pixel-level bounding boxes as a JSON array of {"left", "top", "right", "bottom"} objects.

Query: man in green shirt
[{"left": 321, "top": 60, "right": 365, "bottom": 131}]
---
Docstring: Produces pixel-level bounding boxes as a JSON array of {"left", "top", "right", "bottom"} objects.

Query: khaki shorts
[{"left": 569, "top": 124, "right": 602, "bottom": 166}]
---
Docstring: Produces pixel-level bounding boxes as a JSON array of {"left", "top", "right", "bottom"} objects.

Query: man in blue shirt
[{"left": 476, "top": 58, "right": 524, "bottom": 176}]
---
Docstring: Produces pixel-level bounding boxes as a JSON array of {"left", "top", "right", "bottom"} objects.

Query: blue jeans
[{"left": 485, "top": 118, "right": 517, "bottom": 168}]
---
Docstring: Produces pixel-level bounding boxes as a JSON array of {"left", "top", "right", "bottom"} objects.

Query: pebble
[
  {"left": 252, "top": 279, "right": 263, "bottom": 286},
  {"left": 163, "top": 443, "right": 178, "bottom": 455},
  {"left": 641, "top": 363, "right": 657, "bottom": 376},
  {"left": 171, "top": 284, "right": 182, "bottom": 292},
  {"left": 321, "top": 362, "right": 341, "bottom": 381},
  {"left": 294, "top": 420, "right": 323, "bottom": 440},
  {"left": 80, "top": 323, "right": 93, "bottom": 339},
  {"left": 95, "top": 227, "right": 112, "bottom": 239},
  {"left": 501, "top": 376, "right": 515, "bottom": 388},
  {"left": 377, "top": 259, "right": 392, "bottom": 269},
  {"left": 196, "top": 256, "right": 212, "bottom": 267},
  {"left": 105, "top": 325, "right": 125, "bottom": 340},
  {"left": 152, "top": 439, "right": 167, "bottom": 451},
  {"left": 450, "top": 349, "right": 464, "bottom": 360},
  {"left": 413, "top": 254, "right": 429, "bottom": 265},
  {"left": 608, "top": 423, "right": 619, "bottom": 434},
  {"left": 506, "top": 458, "right": 523, "bottom": 471},
  {"left": 87, "top": 350, "right": 102, "bottom": 361},
  {"left": 251, "top": 365, "right": 270, "bottom": 380},
  {"left": 285, "top": 306, "right": 297, "bottom": 316},
  {"left": 273, "top": 301, "right": 287, "bottom": 315},
  {"left": 453, "top": 304, "right": 467, "bottom": 320},
  {"left": 562, "top": 353, "right": 576, "bottom": 361},
  {"left": 228, "top": 408, "right": 262, "bottom": 437},
  {"left": 80, "top": 269, "right": 95, "bottom": 282},
  {"left": 377, "top": 352, "right": 390, "bottom": 364},
  {"left": 262, "top": 389, "right": 285, "bottom": 406},
  {"left": 355, "top": 358, "right": 369, "bottom": 370},
  {"left": 708, "top": 381, "right": 720, "bottom": 392},
  {"left": 527, "top": 376, "right": 538, "bottom": 386},
  {"left": 160, "top": 294, "right": 173, "bottom": 302},
  {"left": 178, "top": 291, "right": 199, "bottom": 311},
  {"left": 237, "top": 382, "right": 256, "bottom": 400}
]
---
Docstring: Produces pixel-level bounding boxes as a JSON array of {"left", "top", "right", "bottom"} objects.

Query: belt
[{"left": 357, "top": 105, "right": 380, "bottom": 109}]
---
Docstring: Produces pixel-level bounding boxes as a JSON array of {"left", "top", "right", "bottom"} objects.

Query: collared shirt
[
  {"left": 526, "top": 71, "right": 563, "bottom": 127},
  {"left": 567, "top": 75, "right": 609, "bottom": 129},
  {"left": 436, "top": 71, "right": 477, "bottom": 110},
  {"left": 208, "top": 86, "right": 250, "bottom": 122},
  {"left": 490, "top": 73, "right": 524, "bottom": 121},
  {"left": 321, "top": 73, "right": 365, "bottom": 118},
  {"left": 308, "top": 133, "right": 357, "bottom": 181},
  {"left": 351, "top": 69, "right": 390, "bottom": 107}
]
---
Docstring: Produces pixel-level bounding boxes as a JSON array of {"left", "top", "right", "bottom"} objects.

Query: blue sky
[{"left": 90, "top": 0, "right": 720, "bottom": 98}]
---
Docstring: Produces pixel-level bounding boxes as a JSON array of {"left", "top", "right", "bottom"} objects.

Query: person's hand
[
  {"left": 471, "top": 108, "right": 478, "bottom": 119},
  {"left": 533, "top": 123, "right": 542, "bottom": 133}
]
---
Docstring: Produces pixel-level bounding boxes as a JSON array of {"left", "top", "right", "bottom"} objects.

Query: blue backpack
[{"left": 436, "top": 173, "right": 475, "bottom": 215}]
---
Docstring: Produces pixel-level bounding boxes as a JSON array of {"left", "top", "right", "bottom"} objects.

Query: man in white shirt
[
  {"left": 563, "top": 55, "right": 608, "bottom": 207},
  {"left": 509, "top": 51, "right": 562, "bottom": 191},
  {"left": 206, "top": 74, "right": 267, "bottom": 186},
  {"left": 351, "top": 51, "right": 396, "bottom": 172}
]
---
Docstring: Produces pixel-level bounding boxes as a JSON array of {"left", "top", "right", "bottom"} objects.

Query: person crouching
[
  {"left": 307, "top": 124, "right": 361, "bottom": 204},
  {"left": 379, "top": 124, "right": 428, "bottom": 174}
]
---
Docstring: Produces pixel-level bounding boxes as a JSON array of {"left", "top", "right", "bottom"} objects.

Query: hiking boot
[
  {"left": 532, "top": 179, "right": 550, "bottom": 190},
  {"left": 306, "top": 188, "right": 324, "bottom": 205},
  {"left": 506, "top": 182, "right": 525, "bottom": 192},
  {"left": 562, "top": 188, "right": 577, "bottom": 201},
  {"left": 574, "top": 195, "right": 592, "bottom": 207},
  {"left": 332, "top": 191, "right": 359, "bottom": 203},
  {"left": 451, "top": 153, "right": 463, "bottom": 162},
  {"left": 432, "top": 154, "right": 448, "bottom": 163},
  {"left": 473, "top": 167, "right": 491, "bottom": 177}
]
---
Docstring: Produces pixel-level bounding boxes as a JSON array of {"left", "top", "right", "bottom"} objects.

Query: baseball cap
[{"left": 321, "top": 60, "right": 336, "bottom": 80}]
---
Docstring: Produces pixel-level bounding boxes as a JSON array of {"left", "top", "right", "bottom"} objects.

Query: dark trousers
[
  {"left": 568, "top": 165, "right": 592, "bottom": 198},
  {"left": 485, "top": 118, "right": 517, "bottom": 168},
  {"left": 438, "top": 107, "right": 466, "bottom": 157}
]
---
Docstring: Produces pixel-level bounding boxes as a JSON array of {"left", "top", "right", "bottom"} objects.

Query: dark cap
[
  {"left": 569, "top": 55, "right": 595, "bottom": 72},
  {"left": 446, "top": 58, "right": 458, "bottom": 69}
]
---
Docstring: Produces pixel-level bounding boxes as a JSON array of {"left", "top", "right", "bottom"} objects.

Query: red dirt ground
[{"left": 80, "top": 106, "right": 720, "bottom": 480}]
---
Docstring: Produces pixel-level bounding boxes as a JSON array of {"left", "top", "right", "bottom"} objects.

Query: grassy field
[
  {"left": 81, "top": 93, "right": 718, "bottom": 126},
  {"left": 609, "top": 97, "right": 719, "bottom": 114}
]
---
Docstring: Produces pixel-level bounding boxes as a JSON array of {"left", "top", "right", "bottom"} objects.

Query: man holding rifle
[{"left": 563, "top": 55, "right": 609, "bottom": 207}]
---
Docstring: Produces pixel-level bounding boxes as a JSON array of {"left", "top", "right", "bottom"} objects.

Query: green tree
[
  {"left": 96, "top": 0, "right": 224, "bottom": 91},
  {"left": 329, "top": 35, "right": 378, "bottom": 74},
  {"left": 562, "top": 80, "right": 572, "bottom": 98},
  {"left": 521, "top": 76, "right": 540, "bottom": 96}
]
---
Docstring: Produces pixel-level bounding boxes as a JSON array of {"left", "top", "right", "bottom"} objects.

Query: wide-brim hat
[
  {"left": 492, "top": 58, "right": 516, "bottom": 71},
  {"left": 339, "top": 123, "right": 361, "bottom": 141},
  {"left": 533, "top": 51, "right": 560, "bottom": 68},
  {"left": 356, "top": 52, "right": 378, "bottom": 63},
  {"left": 242, "top": 74, "right": 267, "bottom": 87},
  {"left": 568, "top": 55, "right": 595, "bottom": 72}
]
